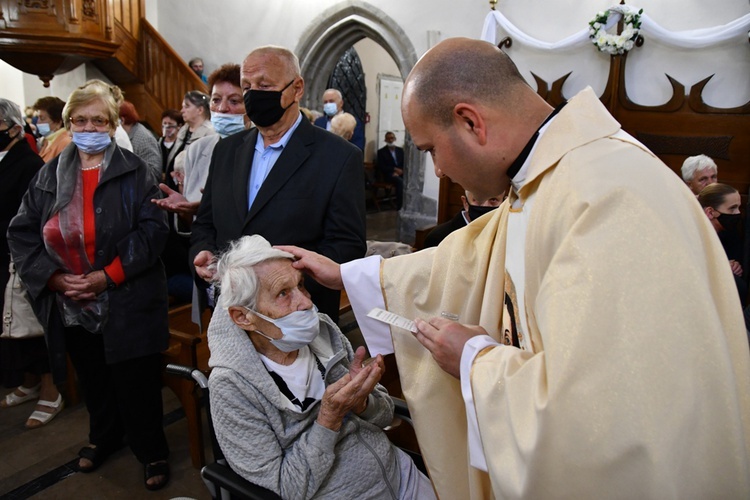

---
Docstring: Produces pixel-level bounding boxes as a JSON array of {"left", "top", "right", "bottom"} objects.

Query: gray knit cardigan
[{"left": 208, "top": 307, "right": 403, "bottom": 499}]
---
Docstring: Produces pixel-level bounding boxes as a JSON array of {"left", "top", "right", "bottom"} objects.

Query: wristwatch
[{"left": 104, "top": 272, "right": 116, "bottom": 291}]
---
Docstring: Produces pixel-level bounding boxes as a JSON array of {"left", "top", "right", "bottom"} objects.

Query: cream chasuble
[{"left": 371, "top": 88, "right": 750, "bottom": 499}]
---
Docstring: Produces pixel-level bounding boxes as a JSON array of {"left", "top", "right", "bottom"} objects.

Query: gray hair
[
  {"left": 215, "top": 235, "right": 295, "bottom": 310},
  {"left": 246, "top": 46, "right": 301, "bottom": 80},
  {"left": 0, "top": 99, "right": 24, "bottom": 128},
  {"left": 681, "top": 154, "right": 717, "bottom": 182},
  {"left": 324, "top": 88, "right": 343, "bottom": 102}
]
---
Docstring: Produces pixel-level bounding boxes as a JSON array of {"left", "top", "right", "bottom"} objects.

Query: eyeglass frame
[{"left": 69, "top": 116, "right": 110, "bottom": 128}]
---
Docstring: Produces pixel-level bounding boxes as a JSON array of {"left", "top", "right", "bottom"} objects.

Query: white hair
[
  {"left": 0, "top": 98, "right": 24, "bottom": 128},
  {"left": 324, "top": 88, "right": 343, "bottom": 101},
  {"left": 681, "top": 154, "right": 717, "bottom": 182},
  {"left": 330, "top": 112, "right": 356, "bottom": 139},
  {"left": 215, "top": 235, "right": 294, "bottom": 310}
]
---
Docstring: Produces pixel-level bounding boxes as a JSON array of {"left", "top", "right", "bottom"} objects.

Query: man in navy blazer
[
  {"left": 314, "top": 88, "right": 365, "bottom": 151},
  {"left": 190, "top": 46, "right": 366, "bottom": 322},
  {"left": 376, "top": 131, "right": 405, "bottom": 209}
]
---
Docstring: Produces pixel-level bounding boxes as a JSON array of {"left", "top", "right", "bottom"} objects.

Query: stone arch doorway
[{"left": 295, "top": 1, "right": 436, "bottom": 242}]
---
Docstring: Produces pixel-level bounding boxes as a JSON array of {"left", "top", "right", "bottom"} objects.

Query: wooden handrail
[{"left": 140, "top": 19, "right": 209, "bottom": 112}]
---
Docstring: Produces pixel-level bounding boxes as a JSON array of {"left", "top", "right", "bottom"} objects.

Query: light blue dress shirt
[{"left": 247, "top": 113, "right": 303, "bottom": 210}]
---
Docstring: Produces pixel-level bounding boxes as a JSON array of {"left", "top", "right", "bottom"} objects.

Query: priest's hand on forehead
[{"left": 274, "top": 245, "right": 344, "bottom": 290}]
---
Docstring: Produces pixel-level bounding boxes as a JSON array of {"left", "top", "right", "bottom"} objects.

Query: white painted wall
[
  {"left": 6, "top": 64, "right": 116, "bottom": 114},
  {"left": 0, "top": 60, "right": 25, "bottom": 110},
  {"left": 151, "top": 0, "right": 491, "bottom": 79},
  {"left": 145, "top": 0, "right": 158, "bottom": 30}
]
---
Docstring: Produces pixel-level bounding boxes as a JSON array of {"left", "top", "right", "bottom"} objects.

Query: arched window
[{"left": 328, "top": 47, "right": 366, "bottom": 124}]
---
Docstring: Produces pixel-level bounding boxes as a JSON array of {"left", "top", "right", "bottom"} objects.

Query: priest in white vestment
[{"left": 280, "top": 38, "right": 750, "bottom": 499}]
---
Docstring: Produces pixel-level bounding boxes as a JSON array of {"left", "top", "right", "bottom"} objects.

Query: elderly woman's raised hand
[
  {"left": 316, "top": 359, "right": 383, "bottom": 432},
  {"left": 349, "top": 346, "right": 384, "bottom": 381}
]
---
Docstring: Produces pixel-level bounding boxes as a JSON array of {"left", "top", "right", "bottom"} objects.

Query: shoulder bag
[{"left": 2, "top": 261, "right": 45, "bottom": 339}]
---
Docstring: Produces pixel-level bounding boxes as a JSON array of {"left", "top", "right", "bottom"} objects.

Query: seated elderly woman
[{"left": 208, "top": 235, "right": 435, "bottom": 499}]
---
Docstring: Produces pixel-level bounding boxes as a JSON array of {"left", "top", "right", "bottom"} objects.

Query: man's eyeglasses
[
  {"left": 69, "top": 116, "right": 109, "bottom": 127},
  {"left": 162, "top": 125, "right": 177, "bottom": 130}
]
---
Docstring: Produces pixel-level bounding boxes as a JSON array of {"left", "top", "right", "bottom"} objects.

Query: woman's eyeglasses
[{"left": 69, "top": 116, "right": 110, "bottom": 127}]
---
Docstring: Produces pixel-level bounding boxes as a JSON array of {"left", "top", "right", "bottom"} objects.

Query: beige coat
[
  {"left": 165, "top": 119, "right": 215, "bottom": 168},
  {"left": 381, "top": 88, "right": 750, "bottom": 499}
]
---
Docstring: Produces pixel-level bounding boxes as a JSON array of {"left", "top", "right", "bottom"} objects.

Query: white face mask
[
  {"left": 323, "top": 102, "right": 338, "bottom": 117},
  {"left": 245, "top": 305, "right": 320, "bottom": 352},
  {"left": 210, "top": 111, "right": 245, "bottom": 137}
]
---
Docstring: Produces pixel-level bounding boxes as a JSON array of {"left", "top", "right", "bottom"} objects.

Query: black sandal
[
  {"left": 144, "top": 461, "right": 170, "bottom": 491},
  {"left": 76, "top": 445, "right": 111, "bottom": 473}
]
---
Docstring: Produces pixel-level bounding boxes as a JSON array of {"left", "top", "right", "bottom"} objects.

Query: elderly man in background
[
  {"left": 190, "top": 46, "right": 366, "bottom": 323},
  {"left": 376, "top": 131, "right": 405, "bottom": 209},
  {"left": 281, "top": 38, "right": 750, "bottom": 499},
  {"left": 681, "top": 154, "right": 718, "bottom": 195},
  {"left": 314, "top": 88, "right": 365, "bottom": 151},
  {"left": 208, "top": 235, "right": 434, "bottom": 499}
]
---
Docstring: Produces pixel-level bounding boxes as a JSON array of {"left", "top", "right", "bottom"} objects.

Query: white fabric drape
[
  {"left": 480, "top": 9, "right": 590, "bottom": 51},
  {"left": 481, "top": 7, "right": 750, "bottom": 51},
  {"left": 640, "top": 13, "right": 750, "bottom": 49}
]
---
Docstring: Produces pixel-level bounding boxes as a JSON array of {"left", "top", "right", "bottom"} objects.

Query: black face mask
[
  {"left": 468, "top": 204, "right": 498, "bottom": 221},
  {"left": 717, "top": 212, "right": 741, "bottom": 232},
  {"left": 243, "top": 79, "right": 295, "bottom": 127},
  {"left": 0, "top": 127, "right": 16, "bottom": 152}
]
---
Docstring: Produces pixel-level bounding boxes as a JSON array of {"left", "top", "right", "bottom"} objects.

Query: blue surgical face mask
[
  {"left": 245, "top": 305, "right": 320, "bottom": 352},
  {"left": 37, "top": 122, "right": 51, "bottom": 137},
  {"left": 72, "top": 131, "right": 112, "bottom": 154},
  {"left": 211, "top": 112, "right": 245, "bottom": 137},
  {"left": 323, "top": 102, "right": 338, "bottom": 117}
]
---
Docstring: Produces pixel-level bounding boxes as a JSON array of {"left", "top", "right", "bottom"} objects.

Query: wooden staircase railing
[
  {"left": 99, "top": 2, "right": 208, "bottom": 131},
  {"left": 136, "top": 19, "right": 209, "bottom": 126},
  {"left": 0, "top": 0, "right": 207, "bottom": 131}
]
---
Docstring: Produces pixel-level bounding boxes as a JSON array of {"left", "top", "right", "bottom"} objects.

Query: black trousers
[{"left": 64, "top": 325, "right": 169, "bottom": 464}]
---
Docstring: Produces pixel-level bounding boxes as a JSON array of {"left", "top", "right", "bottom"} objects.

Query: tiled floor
[
  {"left": 0, "top": 208, "right": 400, "bottom": 499},
  {"left": 366, "top": 205, "right": 399, "bottom": 242},
  {"left": 0, "top": 386, "right": 211, "bottom": 499}
]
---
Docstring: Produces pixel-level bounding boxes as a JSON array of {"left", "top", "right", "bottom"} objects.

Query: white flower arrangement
[{"left": 589, "top": 5, "right": 643, "bottom": 55}]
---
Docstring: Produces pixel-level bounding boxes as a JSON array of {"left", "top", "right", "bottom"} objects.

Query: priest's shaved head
[
  {"left": 401, "top": 38, "right": 553, "bottom": 201},
  {"left": 405, "top": 38, "right": 528, "bottom": 126}
]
